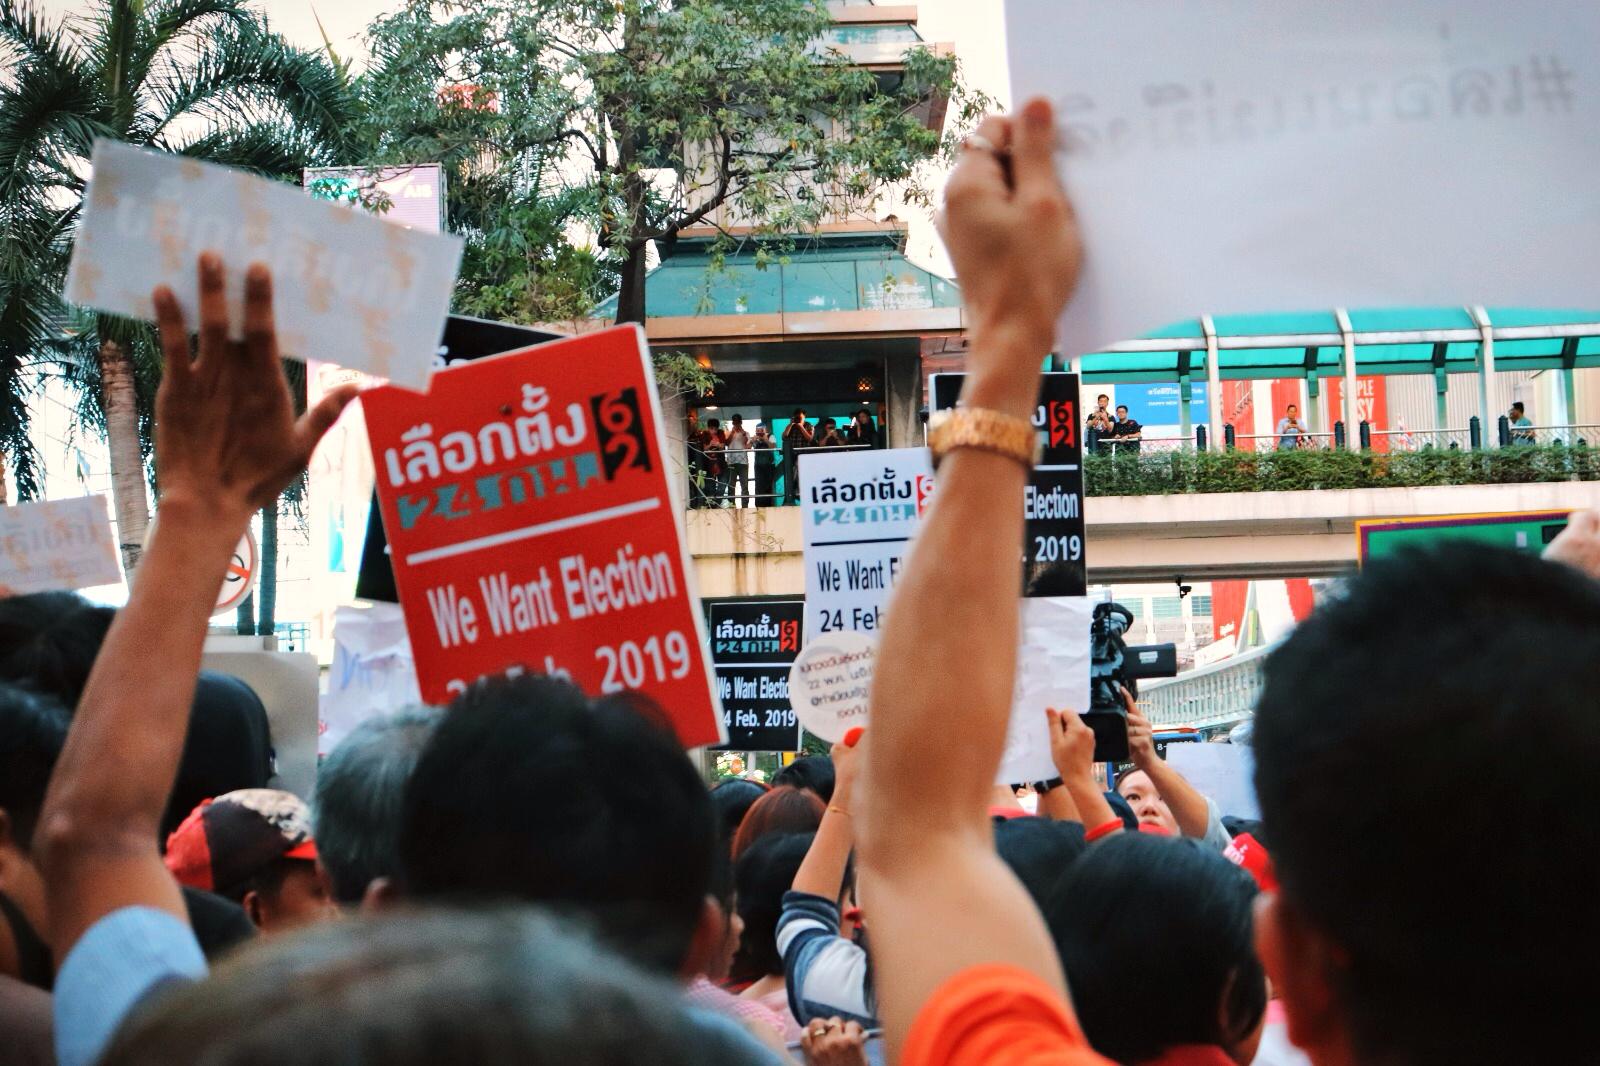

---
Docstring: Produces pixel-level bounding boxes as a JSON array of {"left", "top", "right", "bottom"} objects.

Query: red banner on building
[{"left": 361, "top": 325, "right": 723, "bottom": 748}]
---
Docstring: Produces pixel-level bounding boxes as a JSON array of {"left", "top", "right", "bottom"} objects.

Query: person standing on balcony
[
  {"left": 1086, "top": 394, "right": 1114, "bottom": 454},
  {"left": 752, "top": 425, "right": 777, "bottom": 506},
  {"left": 1276, "top": 405, "right": 1306, "bottom": 450},
  {"left": 724, "top": 414, "right": 752, "bottom": 508},
  {"left": 781, "top": 410, "right": 813, "bottom": 505},
  {"left": 703, "top": 419, "right": 729, "bottom": 505},
  {"left": 1109, "top": 404, "right": 1142, "bottom": 455},
  {"left": 847, "top": 410, "right": 878, "bottom": 450},
  {"left": 1510, "top": 402, "right": 1536, "bottom": 445},
  {"left": 817, "top": 420, "right": 847, "bottom": 450}
]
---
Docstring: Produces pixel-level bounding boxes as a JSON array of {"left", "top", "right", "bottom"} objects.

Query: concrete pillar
[
  {"left": 1203, "top": 316, "right": 1222, "bottom": 447},
  {"left": 1335, "top": 308, "right": 1360, "bottom": 452},
  {"left": 884, "top": 350, "right": 923, "bottom": 449},
  {"left": 1470, "top": 306, "right": 1497, "bottom": 444},
  {"left": 1179, "top": 370, "right": 1193, "bottom": 438}
]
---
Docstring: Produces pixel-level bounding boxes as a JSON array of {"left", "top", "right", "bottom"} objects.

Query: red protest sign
[{"left": 361, "top": 325, "right": 723, "bottom": 747}]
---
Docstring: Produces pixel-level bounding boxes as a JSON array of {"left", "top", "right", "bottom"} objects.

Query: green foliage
[
  {"left": 651, "top": 350, "right": 720, "bottom": 401},
  {"left": 1083, "top": 444, "right": 1600, "bottom": 496},
  {"left": 353, "top": 0, "right": 985, "bottom": 323},
  {"left": 0, "top": 0, "right": 355, "bottom": 495}
]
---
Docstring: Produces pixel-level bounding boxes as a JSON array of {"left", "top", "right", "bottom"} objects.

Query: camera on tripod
[{"left": 1083, "top": 601, "right": 1178, "bottom": 762}]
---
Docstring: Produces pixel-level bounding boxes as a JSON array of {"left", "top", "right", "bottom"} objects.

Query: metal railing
[
  {"left": 685, "top": 441, "right": 877, "bottom": 508},
  {"left": 1500, "top": 422, "right": 1600, "bottom": 447},
  {"left": 1138, "top": 642, "right": 1276, "bottom": 730},
  {"left": 1230, "top": 431, "right": 1337, "bottom": 451},
  {"left": 1368, "top": 427, "right": 1473, "bottom": 451}
]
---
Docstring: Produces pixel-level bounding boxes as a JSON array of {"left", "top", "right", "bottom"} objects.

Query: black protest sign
[
  {"left": 355, "top": 315, "right": 565, "bottom": 603},
  {"left": 930, "top": 372, "right": 1086, "bottom": 597},
  {"left": 705, "top": 598, "right": 804, "bottom": 751}
]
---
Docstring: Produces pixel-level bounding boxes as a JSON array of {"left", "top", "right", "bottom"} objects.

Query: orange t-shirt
[{"left": 902, "top": 963, "right": 1116, "bottom": 1066}]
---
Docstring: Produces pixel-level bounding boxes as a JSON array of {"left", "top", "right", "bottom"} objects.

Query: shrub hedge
[{"left": 1083, "top": 443, "right": 1600, "bottom": 496}]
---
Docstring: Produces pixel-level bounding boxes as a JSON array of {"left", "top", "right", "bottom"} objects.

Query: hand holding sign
[
  {"left": 153, "top": 255, "right": 358, "bottom": 529},
  {"left": 787, "top": 631, "right": 877, "bottom": 743}
]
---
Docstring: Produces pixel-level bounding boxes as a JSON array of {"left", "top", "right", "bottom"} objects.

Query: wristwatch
[{"left": 927, "top": 407, "right": 1040, "bottom": 470}]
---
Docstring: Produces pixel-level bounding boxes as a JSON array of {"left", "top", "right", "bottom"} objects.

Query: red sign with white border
[{"left": 361, "top": 325, "right": 724, "bottom": 747}]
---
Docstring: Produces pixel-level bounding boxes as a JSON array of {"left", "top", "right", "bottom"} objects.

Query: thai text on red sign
[{"left": 361, "top": 325, "right": 724, "bottom": 747}]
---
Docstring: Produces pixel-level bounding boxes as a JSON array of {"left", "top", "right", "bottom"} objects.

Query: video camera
[{"left": 1083, "top": 601, "right": 1177, "bottom": 762}]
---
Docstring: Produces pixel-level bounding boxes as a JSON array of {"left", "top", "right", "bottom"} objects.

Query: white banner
[
  {"left": 319, "top": 603, "right": 422, "bottom": 757},
  {"left": 799, "top": 448, "right": 934, "bottom": 645},
  {"left": 1005, "top": 0, "right": 1600, "bottom": 356},
  {"left": 1001, "top": 596, "right": 1093, "bottom": 785},
  {"left": 0, "top": 496, "right": 121, "bottom": 594}
]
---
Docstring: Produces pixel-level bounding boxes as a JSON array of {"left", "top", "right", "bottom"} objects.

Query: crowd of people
[
  {"left": 2, "top": 95, "right": 1599, "bottom": 1066},
  {"left": 690, "top": 407, "right": 883, "bottom": 508}
]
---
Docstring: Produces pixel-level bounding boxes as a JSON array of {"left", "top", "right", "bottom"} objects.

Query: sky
[{"left": 36, "top": 0, "right": 1013, "bottom": 277}]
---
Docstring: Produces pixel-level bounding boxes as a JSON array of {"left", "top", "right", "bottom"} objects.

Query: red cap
[
  {"left": 1223, "top": 832, "right": 1278, "bottom": 893},
  {"left": 164, "top": 788, "right": 317, "bottom": 899}
]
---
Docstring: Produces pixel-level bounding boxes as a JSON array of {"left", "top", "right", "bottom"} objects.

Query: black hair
[
  {"left": 1097, "top": 393, "right": 1109, "bottom": 402},
  {"left": 162, "top": 673, "right": 275, "bottom": 842},
  {"left": 772, "top": 754, "right": 835, "bottom": 803},
  {"left": 0, "top": 591, "right": 114, "bottom": 710},
  {"left": 103, "top": 908, "right": 774, "bottom": 1066},
  {"left": 792, "top": 409, "right": 805, "bottom": 417},
  {"left": 1116, "top": 404, "right": 1129, "bottom": 414},
  {"left": 706, "top": 418, "right": 720, "bottom": 429},
  {"left": 1042, "top": 834, "right": 1265, "bottom": 1064},
  {"left": 1511, "top": 401, "right": 1525, "bottom": 412},
  {"left": 729, "top": 831, "right": 813, "bottom": 983},
  {"left": 993, "top": 816, "right": 1087, "bottom": 906},
  {"left": 398, "top": 675, "right": 715, "bottom": 976},
  {"left": 0, "top": 683, "right": 70, "bottom": 850},
  {"left": 1254, "top": 543, "right": 1600, "bottom": 1065},
  {"left": 710, "top": 778, "right": 769, "bottom": 850}
]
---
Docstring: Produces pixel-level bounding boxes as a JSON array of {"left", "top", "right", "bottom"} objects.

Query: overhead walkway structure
[{"left": 1074, "top": 307, "right": 1600, "bottom": 448}]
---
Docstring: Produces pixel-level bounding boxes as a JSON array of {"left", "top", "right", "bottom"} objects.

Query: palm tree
[{"left": 0, "top": 0, "right": 354, "bottom": 573}]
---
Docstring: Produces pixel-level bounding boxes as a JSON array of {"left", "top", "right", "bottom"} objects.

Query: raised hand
[
  {"left": 152, "top": 253, "right": 357, "bottom": 529},
  {"left": 936, "top": 97, "right": 1081, "bottom": 416}
]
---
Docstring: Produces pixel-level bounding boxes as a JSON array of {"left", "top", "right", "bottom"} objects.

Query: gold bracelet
[{"left": 927, "top": 407, "right": 1039, "bottom": 470}]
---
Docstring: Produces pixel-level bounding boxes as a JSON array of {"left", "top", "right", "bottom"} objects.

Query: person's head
[
  {"left": 1511, "top": 401, "right": 1525, "bottom": 416},
  {"left": 729, "top": 784, "right": 824, "bottom": 861},
  {"left": 161, "top": 672, "right": 275, "bottom": 841},
  {"left": 772, "top": 754, "right": 835, "bottom": 803},
  {"left": 992, "top": 815, "right": 1087, "bottom": 906},
  {"left": 164, "top": 789, "right": 332, "bottom": 934},
  {"left": 1096, "top": 393, "right": 1109, "bottom": 408},
  {"left": 1115, "top": 768, "right": 1176, "bottom": 834},
  {"left": 0, "top": 590, "right": 114, "bottom": 709},
  {"left": 398, "top": 675, "right": 716, "bottom": 976},
  {"left": 102, "top": 908, "right": 775, "bottom": 1066},
  {"left": 313, "top": 706, "right": 442, "bottom": 905},
  {"left": 754, "top": 425, "right": 770, "bottom": 439},
  {"left": 1116, "top": 404, "right": 1130, "bottom": 419},
  {"left": 729, "top": 831, "right": 813, "bottom": 984},
  {"left": 0, "top": 683, "right": 69, "bottom": 968},
  {"left": 1254, "top": 543, "right": 1600, "bottom": 1066},
  {"left": 793, "top": 408, "right": 806, "bottom": 421},
  {"left": 710, "top": 777, "right": 770, "bottom": 851},
  {"left": 706, "top": 417, "right": 720, "bottom": 430},
  {"left": 1287, "top": 404, "right": 1299, "bottom": 417},
  {"left": 704, "top": 841, "right": 743, "bottom": 982},
  {"left": 1044, "top": 834, "right": 1266, "bottom": 1065},
  {"left": 731, "top": 414, "right": 743, "bottom": 427}
]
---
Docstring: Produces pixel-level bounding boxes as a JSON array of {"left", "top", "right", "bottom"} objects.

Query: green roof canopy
[{"left": 591, "top": 233, "right": 960, "bottom": 320}]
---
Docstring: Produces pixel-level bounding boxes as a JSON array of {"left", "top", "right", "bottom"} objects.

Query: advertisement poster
[
  {"left": 799, "top": 448, "right": 934, "bottom": 645},
  {"left": 362, "top": 325, "right": 722, "bottom": 747},
  {"left": 930, "top": 372, "right": 1087, "bottom": 597},
  {"left": 706, "top": 598, "right": 804, "bottom": 752}
]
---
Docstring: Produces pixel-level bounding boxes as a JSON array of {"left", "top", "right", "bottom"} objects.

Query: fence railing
[
  {"left": 1138, "top": 642, "right": 1276, "bottom": 729},
  {"left": 685, "top": 441, "right": 876, "bottom": 508},
  {"left": 1503, "top": 422, "right": 1600, "bottom": 447}
]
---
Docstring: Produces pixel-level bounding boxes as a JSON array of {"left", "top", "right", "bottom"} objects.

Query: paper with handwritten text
[
  {"left": 1005, "top": 0, "right": 1600, "bottom": 354},
  {"left": 66, "top": 140, "right": 463, "bottom": 389},
  {"left": 0, "top": 496, "right": 122, "bottom": 594}
]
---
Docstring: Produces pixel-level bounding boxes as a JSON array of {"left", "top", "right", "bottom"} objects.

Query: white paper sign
[
  {"left": 999, "top": 596, "right": 1093, "bottom": 785},
  {"left": 787, "top": 630, "right": 877, "bottom": 743},
  {"left": 319, "top": 603, "right": 423, "bottom": 757},
  {"left": 0, "top": 496, "right": 122, "bottom": 594},
  {"left": 1004, "top": 0, "right": 1600, "bottom": 355},
  {"left": 66, "top": 140, "right": 464, "bottom": 389},
  {"left": 799, "top": 448, "right": 934, "bottom": 644}
]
